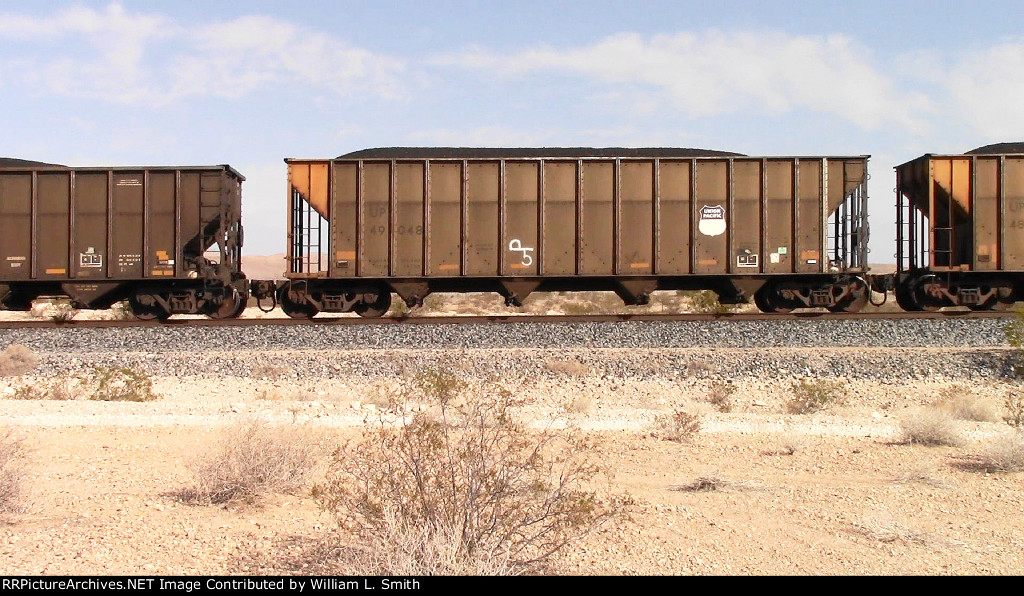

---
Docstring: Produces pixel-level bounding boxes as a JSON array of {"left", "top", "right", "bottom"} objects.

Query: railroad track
[{"left": 0, "top": 308, "right": 1015, "bottom": 329}]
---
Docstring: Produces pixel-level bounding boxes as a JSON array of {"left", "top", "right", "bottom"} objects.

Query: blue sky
[{"left": 3, "top": 1, "right": 1024, "bottom": 261}]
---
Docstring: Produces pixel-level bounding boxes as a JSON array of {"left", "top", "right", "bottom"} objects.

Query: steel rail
[{"left": 0, "top": 309, "right": 1014, "bottom": 329}]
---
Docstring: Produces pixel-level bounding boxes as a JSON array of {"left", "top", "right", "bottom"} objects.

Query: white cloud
[
  {"left": 434, "top": 31, "right": 933, "bottom": 133},
  {"left": 939, "top": 42, "right": 1024, "bottom": 140},
  {"left": 169, "top": 15, "right": 405, "bottom": 101},
  {"left": 0, "top": 3, "right": 405, "bottom": 106}
]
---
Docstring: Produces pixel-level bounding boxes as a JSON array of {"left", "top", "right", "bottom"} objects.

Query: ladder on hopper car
[
  {"left": 290, "top": 187, "right": 326, "bottom": 275},
  {"left": 931, "top": 226, "right": 954, "bottom": 267},
  {"left": 826, "top": 162, "right": 869, "bottom": 270},
  {"left": 896, "top": 183, "right": 929, "bottom": 271}
]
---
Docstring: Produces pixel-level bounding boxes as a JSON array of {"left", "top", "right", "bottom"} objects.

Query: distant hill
[{"left": 242, "top": 254, "right": 288, "bottom": 280}]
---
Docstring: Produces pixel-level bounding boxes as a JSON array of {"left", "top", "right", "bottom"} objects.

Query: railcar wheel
[
  {"left": 753, "top": 287, "right": 775, "bottom": 313},
  {"left": 911, "top": 277, "right": 943, "bottom": 312},
  {"left": 354, "top": 291, "right": 392, "bottom": 318},
  {"left": 128, "top": 295, "right": 170, "bottom": 321},
  {"left": 827, "top": 279, "right": 869, "bottom": 313},
  {"left": 753, "top": 285, "right": 793, "bottom": 313},
  {"left": 277, "top": 286, "right": 318, "bottom": 319},
  {"left": 894, "top": 284, "right": 920, "bottom": 311},
  {"left": 207, "top": 289, "right": 246, "bottom": 320}
]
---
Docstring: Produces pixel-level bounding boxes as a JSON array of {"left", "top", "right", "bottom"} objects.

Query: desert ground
[
  {"left": 0, "top": 278, "right": 1022, "bottom": 576},
  {"left": 1, "top": 334, "right": 1023, "bottom": 575}
]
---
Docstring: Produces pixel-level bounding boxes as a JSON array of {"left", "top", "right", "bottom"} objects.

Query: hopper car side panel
[
  {"left": 0, "top": 165, "right": 247, "bottom": 319},
  {"left": 269, "top": 151, "right": 870, "bottom": 317},
  {"left": 895, "top": 152, "right": 1024, "bottom": 310}
]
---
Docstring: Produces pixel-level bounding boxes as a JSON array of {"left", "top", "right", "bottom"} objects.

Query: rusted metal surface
[
  {"left": 277, "top": 148, "right": 871, "bottom": 317},
  {"left": 0, "top": 164, "right": 246, "bottom": 316},
  {"left": 895, "top": 147, "right": 1024, "bottom": 310}
]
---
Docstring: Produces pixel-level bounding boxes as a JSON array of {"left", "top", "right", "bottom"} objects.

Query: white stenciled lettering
[{"left": 508, "top": 239, "right": 534, "bottom": 267}]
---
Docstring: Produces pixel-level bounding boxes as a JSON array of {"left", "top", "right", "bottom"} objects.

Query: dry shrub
[
  {"left": 673, "top": 474, "right": 762, "bottom": 493},
  {"left": 0, "top": 429, "right": 28, "bottom": 513},
  {"left": 422, "top": 294, "right": 446, "bottom": 312},
  {"left": 28, "top": 299, "right": 77, "bottom": 322},
  {"left": 329, "top": 511, "right": 516, "bottom": 576},
  {"left": 976, "top": 431, "right": 1024, "bottom": 472},
  {"left": 560, "top": 300, "right": 600, "bottom": 315},
  {"left": 48, "top": 300, "right": 78, "bottom": 323},
  {"left": 675, "top": 475, "right": 727, "bottom": 492},
  {"left": 651, "top": 409, "right": 701, "bottom": 443},
  {"left": 853, "top": 514, "right": 930, "bottom": 545},
  {"left": 108, "top": 300, "right": 135, "bottom": 320},
  {"left": 87, "top": 366, "right": 157, "bottom": 402},
  {"left": 893, "top": 461, "right": 951, "bottom": 487},
  {"left": 412, "top": 368, "right": 468, "bottom": 404},
  {"left": 362, "top": 386, "right": 395, "bottom": 409},
  {"left": 318, "top": 371, "right": 624, "bottom": 574},
  {"left": 9, "top": 368, "right": 153, "bottom": 402},
  {"left": 706, "top": 382, "right": 736, "bottom": 412},
  {"left": 684, "top": 290, "right": 730, "bottom": 314},
  {"left": 180, "top": 421, "right": 320, "bottom": 506},
  {"left": 935, "top": 385, "right": 1000, "bottom": 422},
  {"left": 388, "top": 299, "right": 413, "bottom": 318},
  {"left": 0, "top": 344, "right": 38, "bottom": 377},
  {"left": 773, "top": 433, "right": 808, "bottom": 456},
  {"left": 785, "top": 378, "right": 843, "bottom": 414},
  {"left": 900, "top": 406, "right": 963, "bottom": 447},
  {"left": 1005, "top": 391, "right": 1024, "bottom": 428},
  {"left": 11, "top": 379, "right": 76, "bottom": 401}
]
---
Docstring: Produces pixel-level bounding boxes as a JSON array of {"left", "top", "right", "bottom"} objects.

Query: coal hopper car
[
  {"left": 253, "top": 147, "right": 871, "bottom": 316},
  {"left": 0, "top": 161, "right": 248, "bottom": 319},
  {"left": 894, "top": 143, "right": 1024, "bottom": 311}
]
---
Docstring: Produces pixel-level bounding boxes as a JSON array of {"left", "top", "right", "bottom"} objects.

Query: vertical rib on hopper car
[
  {"left": 0, "top": 164, "right": 248, "bottom": 319},
  {"left": 259, "top": 148, "right": 870, "bottom": 316}
]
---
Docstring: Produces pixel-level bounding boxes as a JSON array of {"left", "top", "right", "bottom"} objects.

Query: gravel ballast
[
  {"left": 0, "top": 318, "right": 1017, "bottom": 381},
  {"left": 0, "top": 317, "right": 1011, "bottom": 352}
]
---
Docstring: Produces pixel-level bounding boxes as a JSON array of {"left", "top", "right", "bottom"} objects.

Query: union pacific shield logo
[{"left": 698, "top": 204, "right": 726, "bottom": 237}]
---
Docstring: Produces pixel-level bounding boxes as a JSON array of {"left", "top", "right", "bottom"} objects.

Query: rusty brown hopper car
[
  {"left": 258, "top": 148, "right": 870, "bottom": 316},
  {"left": 0, "top": 163, "right": 247, "bottom": 319},
  {"left": 894, "top": 143, "right": 1024, "bottom": 311}
]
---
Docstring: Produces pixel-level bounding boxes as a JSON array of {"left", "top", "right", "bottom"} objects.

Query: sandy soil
[{"left": 0, "top": 369, "right": 1022, "bottom": 576}]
